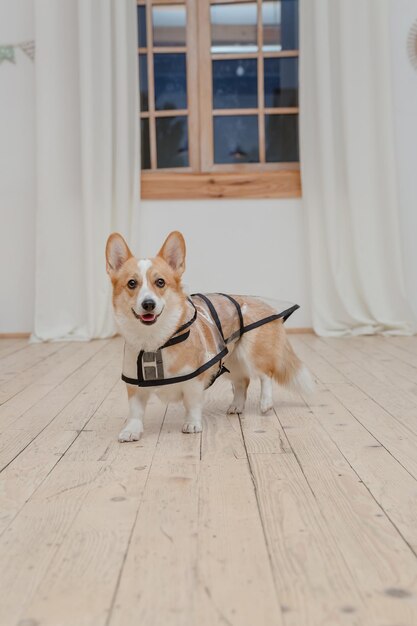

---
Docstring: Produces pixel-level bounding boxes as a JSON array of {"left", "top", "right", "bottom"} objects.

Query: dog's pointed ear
[
  {"left": 157, "top": 231, "right": 186, "bottom": 276},
  {"left": 106, "top": 233, "right": 132, "bottom": 276}
]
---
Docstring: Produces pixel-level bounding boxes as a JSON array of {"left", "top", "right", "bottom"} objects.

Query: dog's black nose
[{"left": 142, "top": 299, "right": 156, "bottom": 312}]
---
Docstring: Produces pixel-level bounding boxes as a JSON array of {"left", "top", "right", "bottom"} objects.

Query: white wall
[
  {"left": 390, "top": 1, "right": 417, "bottom": 321},
  {"left": 138, "top": 198, "right": 312, "bottom": 328},
  {"left": 0, "top": 0, "right": 36, "bottom": 333}
]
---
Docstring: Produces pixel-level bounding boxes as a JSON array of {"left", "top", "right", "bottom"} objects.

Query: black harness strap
[
  {"left": 161, "top": 330, "right": 191, "bottom": 349},
  {"left": 171, "top": 298, "right": 197, "bottom": 336},
  {"left": 159, "top": 299, "right": 197, "bottom": 349},
  {"left": 136, "top": 350, "right": 144, "bottom": 383},
  {"left": 281, "top": 304, "right": 300, "bottom": 322},
  {"left": 206, "top": 363, "right": 230, "bottom": 389},
  {"left": 122, "top": 347, "right": 229, "bottom": 387},
  {"left": 239, "top": 305, "right": 300, "bottom": 336},
  {"left": 217, "top": 293, "right": 244, "bottom": 341},
  {"left": 192, "top": 293, "right": 225, "bottom": 341}
]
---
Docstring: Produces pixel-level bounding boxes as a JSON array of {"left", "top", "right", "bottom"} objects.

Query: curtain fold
[
  {"left": 32, "top": 0, "right": 139, "bottom": 341},
  {"left": 299, "top": 0, "right": 415, "bottom": 336}
]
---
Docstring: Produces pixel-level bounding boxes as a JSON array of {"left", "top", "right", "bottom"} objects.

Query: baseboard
[
  {"left": 286, "top": 328, "right": 314, "bottom": 334},
  {"left": 0, "top": 332, "right": 31, "bottom": 339}
]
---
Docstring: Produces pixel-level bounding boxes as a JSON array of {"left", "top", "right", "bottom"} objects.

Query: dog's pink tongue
[{"left": 141, "top": 313, "right": 156, "bottom": 322}]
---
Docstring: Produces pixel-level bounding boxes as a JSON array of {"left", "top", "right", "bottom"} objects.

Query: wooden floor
[{"left": 1, "top": 335, "right": 417, "bottom": 625}]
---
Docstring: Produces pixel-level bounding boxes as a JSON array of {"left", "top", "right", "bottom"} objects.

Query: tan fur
[
  {"left": 169, "top": 321, "right": 217, "bottom": 378},
  {"left": 126, "top": 384, "right": 137, "bottom": 399},
  {"left": 250, "top": 320, "right": 302, "bottom": 385}
]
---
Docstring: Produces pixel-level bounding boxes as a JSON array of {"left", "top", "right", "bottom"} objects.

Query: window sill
[{"left": 140, "top": 170, "right": 302, "bottom": 200}]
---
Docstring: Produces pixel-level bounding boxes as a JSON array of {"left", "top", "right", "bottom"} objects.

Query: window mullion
[
  {"left": 257, "top": 0, "right": 265, "bottom": 163},
  {"left": 186, "top": 0, "right": 201, "bottom": 172},
  {"left": 145, "top": 0, "right": 157, "bottom": 169},
  {"left": 197, "top": 0, "right": 214, "bottom": 171}
]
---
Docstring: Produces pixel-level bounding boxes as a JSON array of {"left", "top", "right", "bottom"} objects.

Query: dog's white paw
[
  {"left": 260, "top": 402, "right": 274, "bottom": 415},
  {"left": 118, "top": 426, "right": 143, "bottom": 442},
  {"left": 227, "top": 403, "right": 244, "bottom": 415},
  {"left": 182, "top": 421, "right": 202, "bottom": 434}
]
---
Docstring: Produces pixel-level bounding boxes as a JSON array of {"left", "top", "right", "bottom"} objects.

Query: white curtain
[
  {"left": 32, "top": 0, "right": 139, "bottom": 341},
  {"left": 299, "top": 0, "right": 416, "bottom": 336}
]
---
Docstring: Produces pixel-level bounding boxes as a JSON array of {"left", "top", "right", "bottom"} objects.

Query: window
[{"left": 138, "top": 0, "right": 300, "bottom": 199}]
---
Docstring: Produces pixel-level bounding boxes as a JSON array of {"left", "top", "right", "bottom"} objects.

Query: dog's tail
[{"left": 273, "top": 335, "right": 315, "bottom": 395}]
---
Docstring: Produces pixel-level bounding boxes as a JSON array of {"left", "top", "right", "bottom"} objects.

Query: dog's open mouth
[{"left": 131, "top": 308, "right": 162, "bottom": 325}]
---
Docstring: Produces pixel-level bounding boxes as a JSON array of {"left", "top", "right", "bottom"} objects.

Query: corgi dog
[{"left": 106, "top": 231, "right": 314, "bottom": 442}]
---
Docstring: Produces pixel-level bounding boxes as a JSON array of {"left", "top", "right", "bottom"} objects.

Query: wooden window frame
[{"left": 138, "top": 0, "right": 301, "bottom": 200}]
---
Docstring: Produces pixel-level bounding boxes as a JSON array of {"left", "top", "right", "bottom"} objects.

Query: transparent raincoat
[{"left": 122, "top": 293, "right": 299, "bottom": 388}]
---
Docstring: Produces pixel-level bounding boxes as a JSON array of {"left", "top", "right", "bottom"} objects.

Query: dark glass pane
[
  {"left": 264, "top": 57, "right": 298, "bottom": 107},
  {"left": 213, "top": 59, "right": 257, "bottom": 109},
  {"left": 214, "top": 115, "right": 259, "bottom": 164},
  {"left": 262, "top": 0, "right": 299, "bottom": 51},
  {"left": 154, "top": 53, "right": 187, "bottom": 110},
  {"left": 139, "top": 54, "right": 148, "bottom": 112},
  {"left": 265, "top": 114, "right": 299, "bottom": 162},
  {"left": 156, "top": 116, "right": 189, "bottom": 168},
  {"left": 137, "top": 5, "right": 147, "bottom": 48},
  {"left": 211, "top": 3, "right": 258, "bottom": 53},
  {"left": 141, "top": 118, "right": 151, "bottom": 170},
  {"left": 152, "top": 5, "right": 186, "bottom": 47}
]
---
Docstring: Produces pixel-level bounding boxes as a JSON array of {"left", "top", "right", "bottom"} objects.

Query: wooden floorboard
[
  {"left": 0, "top": 340, "right": 109, "bottom": 433},
  {"left": 0, "top": 345, "right": 122, "bottom": 535},
  {"left": 0, "top": 341, "right": 119, "bottom": 470},
  {"left": 16, "top": 390, "right": 168, "bottom": 626},
  {"left": 0, "top": 338, "right": 28, "bottom": 359},
  {"left": 242, "top": 388, "right": 363, "bottom": 626},
  {"left": 301, "top": 383, "right": 417, "bottom": 555},
  {"left": 1, "top": 335, "right": 417, "bottom": 626},
  {"left": 296, "top": 336, "right": 417, "bottom": 478},
  {"left": 274, "top": 392, "right": 417, "bottom": 625},
  {"left": 0, "top": 342, "right": 70, "bottom": 405}
]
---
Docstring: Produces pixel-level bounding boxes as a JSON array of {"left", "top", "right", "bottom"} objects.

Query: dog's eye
[
  {"left": 155, "top": 278, "right": 165, "bottom": 288},
  {"left": 127, "top": 279, "right": 137, "bottom": 290}
]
